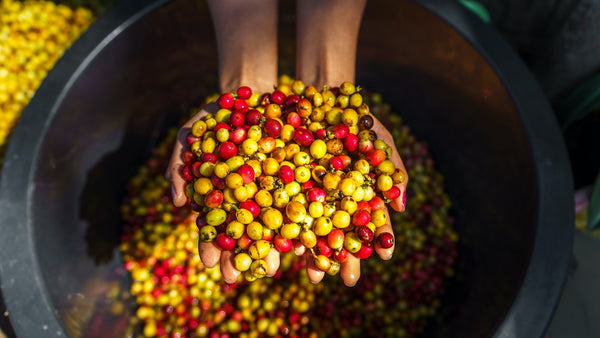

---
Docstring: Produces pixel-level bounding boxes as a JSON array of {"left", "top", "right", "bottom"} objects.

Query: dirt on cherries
[{"left": 182, "top": 81, "right": 406, "bottom": 281}]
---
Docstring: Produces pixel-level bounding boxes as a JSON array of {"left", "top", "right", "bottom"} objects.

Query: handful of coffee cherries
[{"left": 180, "top": 81, "right": 406, "bottom": 281}]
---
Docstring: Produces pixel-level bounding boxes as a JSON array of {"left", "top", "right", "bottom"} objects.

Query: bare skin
[{"left": 166, "top": 0, "right": 408, "bottom": 287}]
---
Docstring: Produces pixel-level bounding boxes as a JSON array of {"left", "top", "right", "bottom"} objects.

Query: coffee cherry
[
  {"left": 326, "top": 229, "right": 345, "bottom": 250},
  {"left": 237, "top": 86, "right": 252, "bottom": 99},
  {"left": 205, "top": 190, "right": 224, "bottom": 208},
  {"left": 264, "top": 119, "right": 282, "bottom": 138},
  {"left": 257, "top": 137, "right": 277, "bottom": 154},
  {"left": 262, "top": 208, "right": 283, "bottom": 230},
  {"left": 339, "top": 81, "right": 356, "bottom": 95},
  {"left": 264, "top": 103, "right": 281, "bottom": 119},
  {"left": 349, "top": 93, "right": 363, "bottom": 108},
  {"left": 293, "top": 128, "right": 315, "bottom": 147},
  {"left": 250, "top": 259, "right": 268, "bottom": 278},
  {"left": 233, "top": 99, "right": 248, "bottom": 112},
  {"left": 352, "top": 209, "right": 371, "bottom": 226},
  {"left": 229, "top": 128, "right": 247, "bottom": 144},
  {"left": 306, "top": 188, "right": 326, "bottom": 203},
  {"left": 272, "top": 189, "right": 290, "bottom": 208},
  {"left": 217, "top": 142, "right": 237, "bottom": 160},
  {"left": 191, "top": 120, "right": 208, "bottom": 138},
  {"left": 313, "top": 217, "right": 333, "bottom": 236},
  {"left": 285, "top": 181, "right": 302, "bottom": 197},
  {"left": 199, "top": 225, "right": 217, "bottom": 242},
  {"left": 382, "top": 186, "right": 401, "bottom": 200},
  {"left": 246, "top": 221, "right": 264, "bottom": 241},
  {"left": 294, "top": 166, "right": 311, "bottom": 183},
  {"left": 236, "top": 209, "right": 254, "bottom": 224},
  {"left": 299, "top": 230, "right": 317, "bottom": 248},
  {"left": 334, "top": 247, "right": 349, "bottom": 263},
  {"left": 343, "top": 133, "right": 359, "bottom": 152},
  {"left": 206, "top": 208, "right": 227, "bottom": 225},
  {"left": 391, "top": 168, "right": 406, "bottom": 184},
  {"left": 308, "top": 201, "right": 324, "bottom": 218},
  {"left": 371, "top": 209, "right": 387, "bottom": 227},
  {"left": 234, "top": 252, "right": 252, "bottom": 271},
  {"left": 225, "top": 173, "right": 243, "bottom": 189},
  {"left": 377, "top": 160, "right": 396, "bottom": 175},
  {"left": 292, "top": 80, "right": 306, "bottom": 95},
  {"left": 216, "top": 233, "right": 236, "bottom": 250},
  {"left": 278, "top": 165, "right": 294, "bottom": 183},
  {"left": 314, "top": 255, "right": 331, "bottom": 271},
  {"left": 226, "top": 221, "right": 245, "bottom": 239},
  {"left": 358, "top": 115, "right": 374, "bottom": 130},
  {"left": 281, "top": 222, "right": 301, "bottom": 239},
  {"left": 366, "top": 149, "right": 386, "bottom": 167},
  {"left": 326, "top": 139, "right": 344, "bottom": 156},
  {"left": 217, "top": 93, "right": 235, "bottom": 109},
  {"left": 354, "top": 242, "right": 373, "bottom": 259},
  {"left": 377, "top": 232, "right": 394, "bottom": 249},
  {"left": 358, "top": 138, "right": 374, "bottom": 154},
  {"left": 309, "top": 139, "right": 327, "bottom": 159},
  {"left": 339, "top": 178, "right": 357, "bottom": 196},
  {"left": 273, "top": 234, "right": 293, "bottom": 252},
  {"left": 285, "top": 201, "right": 307, "bottom": 223},
  {"left": 376, "top": 175, "right": 394, "bottom": 192},
  {"left": 332, "top": 210, "right": 351, "bottom": 229},
  {"left": 297, "top": 99, "right": 312, "bottom": 118},
  {"left": 344, "top": 232, "right": 362, "bottom": 253},
  {"left": 355, "top": 225, "right": 374, "bottom": 243},
  {"left": 262, "top": 158, "right": 280, "bottom": 176},
  {"left": 342, "top": 109, "right": 358, "bottom": 126},
  {"left": 249, "top": 240, "right": 271, "bottom": 260},
  {"left": 340, "top": 197, "right": 358, "bottom": 215}
]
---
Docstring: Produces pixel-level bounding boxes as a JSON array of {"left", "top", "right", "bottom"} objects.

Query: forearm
[
  {"left": 296, "top": 0, "right": 367, "bottom": 88},
  {"left": 208, "top": 0, "right": 278, "bottom": 93}
]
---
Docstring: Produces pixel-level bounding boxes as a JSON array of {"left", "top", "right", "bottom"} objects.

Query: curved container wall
[{"left": 0, "top": 0, "right": 573, "bottom": 337}]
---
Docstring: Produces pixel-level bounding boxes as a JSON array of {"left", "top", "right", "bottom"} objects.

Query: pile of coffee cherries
[
  {"left": 102, "top": 86, "right": 457, "bottom": 338},
  {"left": 182, "top": 81, "right": 406, "bottom": 280},
  {"left": 115, "top": 129, "right": 325, "bottom": 337},
  {"left": 0, "top": 0, "right": 94, "bottom": 167}
]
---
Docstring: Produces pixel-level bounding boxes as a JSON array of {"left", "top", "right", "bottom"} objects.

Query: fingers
[
  {"left": 220, "top": 250, "right": 241, "bottom": 283},
  {"left": 306, "top": 254, "right": 325, "bottom": 284},
  {"left": 374, "top": 206, "right": 395, "bottom": 260},
  {"left": 166, "top": 104, "right": 216, "bottom": 207},
  {"left": 167, "top": 130, "right": 189, "bottom": 208},
  {"left": 389, "top": 190, "right": 405, "bottom": 213},
  {"left": 340, "top": 254, "right": 361, "bottom": 287},
  {"left": 199, "top": 241, "right": 221, "bottom": 268},
  {"left": 370, "top": 115, "right": 408, "bottom": 213},
  {"left": 294, "top": 241, "right": 306, "bottom": 256},
  {"left": 265, "top": 248, "right": 281, "bottom": 277}
]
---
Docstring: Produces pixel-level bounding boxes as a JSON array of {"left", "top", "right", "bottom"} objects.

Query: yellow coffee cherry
[{"left": 0, "top": 0, "right": 93, "bottom": 167}]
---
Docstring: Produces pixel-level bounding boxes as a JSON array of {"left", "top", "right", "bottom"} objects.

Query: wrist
[
  {"left": 296, "top": 0, "right": 367, "bottom": 88},
  {"left": 208, "top": 0, "right": 278, "bottom": 94},
  {"left": 219, "top": 61, "right": 277, "bottom": 94}
]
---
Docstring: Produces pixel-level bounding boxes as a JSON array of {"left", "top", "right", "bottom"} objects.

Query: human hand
[{"left": 166, "top": 101, "right": 284, "bottom": 283}]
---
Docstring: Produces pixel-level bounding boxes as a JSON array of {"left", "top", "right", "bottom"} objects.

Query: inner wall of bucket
[{"left": 30, "top": 0, "right": 535, "bottom": 336}]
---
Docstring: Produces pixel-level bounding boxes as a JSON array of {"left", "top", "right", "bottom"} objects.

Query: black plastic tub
[{"left": 0, "top": 0, "right": 573, "bottom": 337}]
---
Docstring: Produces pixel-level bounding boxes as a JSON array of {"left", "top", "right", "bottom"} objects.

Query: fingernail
[
  {"left": 401, "top": 191, "right": 406, "bottom": 212},
  {"left": 171, "top": 185, "right": 177, "bottom": 201}
]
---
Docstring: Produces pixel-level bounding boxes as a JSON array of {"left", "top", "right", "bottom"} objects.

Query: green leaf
[
  {"left": 556, "top": 72, "right": 600, "bottom": 132},
  {"left": 458, "top": 0, "right": 492, "bottom": 23},
  {"left": 587, "top": 171, "right": 600, "bottom": 231}
]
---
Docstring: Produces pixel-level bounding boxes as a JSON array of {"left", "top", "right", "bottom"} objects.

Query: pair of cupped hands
[{"left": 166, "top": 93, "right": 408, "bottom": 287}]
